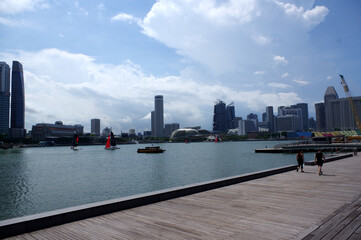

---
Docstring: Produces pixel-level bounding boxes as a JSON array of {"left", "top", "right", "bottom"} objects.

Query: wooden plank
[{"left": 332, "top": 210, "right": 361, "bottom": 240}]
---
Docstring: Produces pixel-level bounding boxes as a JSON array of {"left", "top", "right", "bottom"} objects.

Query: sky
[{"left": 1, "top": 0, "right": 361, "bottom": 134}]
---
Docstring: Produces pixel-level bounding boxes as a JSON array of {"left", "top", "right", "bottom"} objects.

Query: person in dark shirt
[
  {"left": 296, "top": 150, "right": 304, "bottom": 172},
  {"left": 314, "top": 149, "right": 326, "bottom": 175}
]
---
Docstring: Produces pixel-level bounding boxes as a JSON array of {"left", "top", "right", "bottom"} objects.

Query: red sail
[{"left": 105, "top": 134, "right": 111, "bottom": 148}]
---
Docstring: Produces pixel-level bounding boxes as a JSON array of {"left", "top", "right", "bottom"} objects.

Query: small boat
[
  {"left": 71, "top": 133, "right": 80, "bottom": 150},
  {"left": 105, "top": 131, "right": 120, "bottom": 150},
  {"left": 137, "top": 146, "right": 165, "bottom": 153}
]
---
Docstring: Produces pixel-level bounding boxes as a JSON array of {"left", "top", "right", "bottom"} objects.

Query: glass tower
[
  {"left": 213, "top": 100, "right": 226, "bottom": 133},
  {"left": 10, "top": 61, "right": 25, "bottom": 131},
  {"left": 0, "top": 62, "right": 10, "bottom": 134},
  {"left": 154, "top": 95, "right": 164, "bottom": 137}
]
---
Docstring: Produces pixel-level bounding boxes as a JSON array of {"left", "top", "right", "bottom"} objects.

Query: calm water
[{"left": 0, "top": 141, "right": 313, "bottom": 221}]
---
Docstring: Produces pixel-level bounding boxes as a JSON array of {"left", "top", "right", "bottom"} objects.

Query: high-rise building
[
  {"left": 226, "top": 103, "right": 235, "bottom": 130},
  {"left": 164, "top": 123, "right": 180, "bottom": 137},
  {"left": 213, "top": 100, "right": 226, "bottom": 133},
  {"left": 315, "top": 102, "right": 326, "bottom": 130},
  {"left": 91, "top": 119, "right": 100, "bottom": 135},
  {"left": 10, "top": 61, "right": 25, "bottom": 138},
  {"left": 324, "top": 86, "right": 339, "bottom": 130},
  {"left": 266, "top": 106, "right": 275, "bottom": 133},
  {"left": 0, "top": 62, "right": 10, "bottom": 135},
  {"left": 292, "top": 103, "right": 309, "bottom": 131},
  {"left": 247, "top": 113, "right": 258, "bottom": 130},
  {"left": 154, "top": 95, "right": 164, "bottom": 137},
  {"left": 278, "top": 107, "right": 303, "bottom": 131}
]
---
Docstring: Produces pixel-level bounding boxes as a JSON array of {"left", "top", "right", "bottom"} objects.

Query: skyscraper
[
  {"left": 291, "top": 103, "right": 309, "bottom": 131},
  {"left": 154, "top": 95, "right": 164, "bottom": 137},
  {"left": 91, "top": 119, "right": 100, "bottom": 135},
  {"left": 213, "top": 100, "right": 226, "bottom": 133},
  {"left": 315, "top": 102, "right": 325, "bottom": 130},
  {"left": 324, "top": 86, "right": 338, "bottom": 130},
  {"left": 266, "top": 106, "right": 275, "bottom": 133},
  {"left": 226, "top": 103, "right": 235, "bottom": 130},
  {"left": 0, "top": 62, "right": 10, "bottom": 135},
  {"left": 10, "top": 61, "right": 25, "bottom": 138}
]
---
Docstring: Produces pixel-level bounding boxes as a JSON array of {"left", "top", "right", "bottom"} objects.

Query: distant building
[
  {"left": 31, "top": 121, "right": 84, "bottom": 141},
  {"left": 226, "top": 103, "right": 235, "bottom": 130},
  {"left": 318, "top": 86, "right": 361, "bottom": 130},
  {"left": 247, "top": 113, "right": 258, "bottom": 130},
  {"left": 129, "top": 129, "right": 136, "bottom": 137},
  {"left": 10, "top": 61, "right": 25, "bottom": 138},
  {"left": 234, "top": 117, "right": 242, "bottom": 128},
  {"left": 154, "top": 95, "right": 164, "bottom": 137},
  {"left": 91, "top": 119, "right": 100, "bottom": 135},
  {"left": 0, "top": 62, "right": 10, "bottom": 135},
  {"left": 277, "top": 107, "right": 303, "bottom": 131},
  {"left": 315, "top": 102, "right": 326, "bottom": 130},
  {"left": 213, "top": 100, "right": 227, "bottom": 133},
  {"left": 276, "top": 115, "right": 302, "bottom": 132},
  {"left": 309, "top": 117, "right": 316, "bottom": 130},
  {"left": 143, "top": 130, "right": 152, "bottom": 138},
  {"left": 266, "top": 106, "right": 275, "bottom": 133},
  {"left": 165, "top": 123, "right": 180, "bottom": 137},
  {"left": 324, "top": 86, "right": 339, "bottom": 130},
  {"left": 238, "top": 119, "right": 257, "bottom": 135},
  {"left": 291, "top": 103, "right": 309, "bottom": 131}
]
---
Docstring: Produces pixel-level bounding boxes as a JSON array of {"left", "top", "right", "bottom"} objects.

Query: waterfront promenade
[{"left": 4, "top": 155, "right": 361, "bottom": 239}]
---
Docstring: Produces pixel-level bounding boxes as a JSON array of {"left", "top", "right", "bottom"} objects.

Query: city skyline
[{"left": 1, "top": 0, "right": 361, "bottom": 133}]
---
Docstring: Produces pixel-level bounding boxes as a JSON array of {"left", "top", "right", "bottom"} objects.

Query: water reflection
[{"left": 0, "top": 141, "right": 298, "bottom": 220}]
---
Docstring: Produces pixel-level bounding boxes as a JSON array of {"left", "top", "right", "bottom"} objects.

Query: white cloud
[
  {"left": 254, "top": 71, "right": 265, "bottom": 75},
  {"left": 327, "top": 76, "right": 332, "bottom": 80},
  {"left": 139, "top": 0, "right": 328, "bottom": 75},
  {"left": 282, "top": 72, "right": 289, "bottom": 78},
  {"left": 293, "top": 78, "right": 310, "bottom": 86},
  {"left": 0, "top": 17, "right": 31, "bottom": 27},
  {"left": 268, "top": 82, "right": 291, "bottom": 89},
  {"left": 273, "top": 55, "right": 288, "bottom": 65},
  {"left": 1, "top": 48, "right": 303, "bottom": 132},
  {"left": 252, "top": 34, "right": 271, "bottom": 45},
  {"left": 0, "top": 0, "right": 49, "bottom": 15},
  {"left": 111, "top": 13, "right": 140, "bottom": 24},
  {"left": 275, "top": 1, "right": 329, "bottom": 27}
]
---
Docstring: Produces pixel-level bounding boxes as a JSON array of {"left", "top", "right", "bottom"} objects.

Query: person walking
[
  {"left": 314, "top": 149, "right": 326, "bottom": 175},
  {"left": 296, "top": 150, "right": 304, "bottom": 172}
]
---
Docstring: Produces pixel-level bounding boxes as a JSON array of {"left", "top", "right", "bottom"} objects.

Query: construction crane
[{"left": 339, "top": 74, "right": 361, "bottom": 132}]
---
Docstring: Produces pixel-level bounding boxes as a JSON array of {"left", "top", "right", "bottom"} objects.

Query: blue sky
[{"left": 1, "top": 0, "right": 360, "bottom": 133}]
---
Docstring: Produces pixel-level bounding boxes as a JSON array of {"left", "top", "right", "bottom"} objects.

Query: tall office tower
[
  {"left": 154, "top": 95, "right": 164, "bottom": 137},
  {"left": 213, "top": 100, "right": 226, "bottom": 132},
  {"left": 262, "top": 112, "right": 267, "bottom": 122},
  {"left": 10, "top": 61, "right": 25, "bottom": 138},
  {"left": 164, "top": 123, "right": 180, "bottom": 137},
  {"left": 291, "top": 103, "right": 309, "bottom": 131},
  {"left": 324, "top": 86, "right": 338, "bottom": 130},
  {"left": 247, "top": 113, "right": 259, "bottom": 130},
  {"left": 91, "top": 119, "right": 100, "bottom": 135},
  {"left": 226, "top": 103, "right": 235, "bottom": 130},
  {"left": 266, "top": 106, "right": 275, "bottom": 133},
  {"left": 277, "top": 107, "right": 303, "bottom": 131},
  {"left": 315, "top": 102, "right": 326, "bottom": 130},
  {"left": 0, "top": 62, "right": 10, "bottom": 135}
]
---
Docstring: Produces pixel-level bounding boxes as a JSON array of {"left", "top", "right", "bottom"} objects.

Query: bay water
[{"left": 0, "top": 141, "right": 313, "bottom": 221}]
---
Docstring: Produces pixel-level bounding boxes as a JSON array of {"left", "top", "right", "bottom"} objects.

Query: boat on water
[
  {"left": 137, "top": 146, "right": 165, "bottom": 153},
  {"left": 71, "top": 133, "right": 80, "bottom": 150},
  {"left": 105, "top": 131, "right": 119, "bottom": 150}
]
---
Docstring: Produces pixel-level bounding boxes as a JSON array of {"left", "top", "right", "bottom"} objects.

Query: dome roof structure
[{"left": 170, "top": 128, "right": 200, "bottom": 139}]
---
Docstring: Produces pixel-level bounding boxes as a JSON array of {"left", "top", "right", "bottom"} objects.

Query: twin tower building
[{"left": 0, "top": 61, "right": 25, "bottom": 138}]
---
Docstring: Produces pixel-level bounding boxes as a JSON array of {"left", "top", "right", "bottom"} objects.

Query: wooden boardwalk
[{"left": 6, "top": 155, "right": 361, "bottom": 239}]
